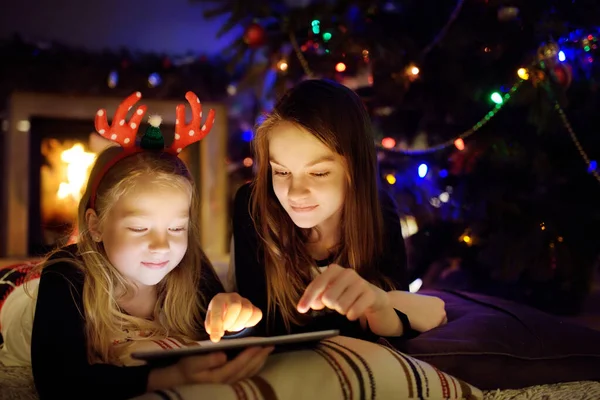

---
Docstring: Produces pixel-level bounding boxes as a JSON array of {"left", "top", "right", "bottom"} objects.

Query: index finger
[
  {"left": 205, "top": 296, "right": 227, "bottom": 342},
  {"left": 297, "top": 266, "right": 342, "bottom": 313}
]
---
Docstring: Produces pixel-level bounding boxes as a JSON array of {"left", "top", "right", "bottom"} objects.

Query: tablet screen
[{"left": 131, "top": 329, "right": 339, "bottom": 365}]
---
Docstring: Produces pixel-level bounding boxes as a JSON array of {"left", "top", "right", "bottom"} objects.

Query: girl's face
[
  {"left": 268, "top": 122, "right": 347, "bottom": 233},
  {"left": 95, "top": 177, "right": 191, "bottom": 288}
]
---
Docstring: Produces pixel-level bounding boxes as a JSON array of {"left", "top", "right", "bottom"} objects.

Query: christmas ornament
[
  {"left": 243, "top": 23, "right": 267, "bottom": 49},
  {"left": 497, "top": 6, "right": 519, "bottom": 22}
]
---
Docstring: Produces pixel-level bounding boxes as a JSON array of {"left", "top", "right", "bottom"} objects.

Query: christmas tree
[{"left": 200, "top": 0, "right": 600, "bottom": 315}]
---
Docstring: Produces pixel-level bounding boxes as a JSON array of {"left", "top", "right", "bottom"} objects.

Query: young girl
[
  {"left": 208, "top": 79, "right": 446, "bottom": 342},
  {"left": 0, "top": 92, "right": 269, "bottom": 399}
]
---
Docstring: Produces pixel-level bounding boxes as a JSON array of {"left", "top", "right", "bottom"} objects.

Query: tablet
[{"left": 131, "top": 329, "right": 339, "bottom": 366}]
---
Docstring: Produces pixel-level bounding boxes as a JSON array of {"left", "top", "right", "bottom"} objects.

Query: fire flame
[
  {"left": 41, "top": 139, "right": 96, "bottom": 238},
  {"left": 56, "top": 144, "right": 96, "bottom": 201}
]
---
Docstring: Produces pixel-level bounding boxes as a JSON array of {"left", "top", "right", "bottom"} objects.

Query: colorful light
[
  {"left": 335, "top": 62, "right": 346, "bottom": 72},
  {"left": 381, "top": 137, "right": 396, "bottom": 149},
  {"left": 241, "top": 130, "right": 254, "bottom": 142},
  {"left": 227, "top": 84, "right": 237, "bottom": 96},
  {"left": 439, "top": 169, "right": 448, "bottom": 178},
  {"left": 558, "top": 51, "right": 566, "bottom": 62},
  {"left": 439, "top": 192, "right": 450, "bottom": 203},
  {"left": 148, "top": 73, "right": 161, "bottom": 87},
  {"left": 517, "top": 68, "right": 529, "bottom": 80},
  {"left": 322, "top": 32, "right": 332, "bottom": 42},
  {"left": 589, "top": 160, "right": 598, "bottom": 173},
  {"left": 107, "top": 70, "right": 118, "bottom": 88},
  {"left": 409, "top": 278, "right": 423, "bottom": 293},
  {"left": 454, "top": 138, "right": 465, "bottom": 150},
  {"left": 385, "top": 174, "right": 396, "bottom": 184},
  {"left": 243, "top": 157, "right": 253, "bottom": 167},
  {"left": 418, "top": 163, "right": 428, "bottom": 178},
  {"left": 277, "top": 60, "right": 288, "bottom": 71},
  {"left": 490, "top": 92, "right": 503, "bottom": 104},
  {"left": 311, "top": 20, "right": 320, "bottom": 35}
]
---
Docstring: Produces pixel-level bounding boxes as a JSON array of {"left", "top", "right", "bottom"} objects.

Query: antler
[
  {"left": 95, "top": 92, "right": 147, "bottom": 148},
  {"left": 170, "top": 91, "right": 216, "bottom": 154}
]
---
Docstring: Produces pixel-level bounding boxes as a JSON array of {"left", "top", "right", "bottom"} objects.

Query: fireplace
[{"left": 1, "top": 92, "right": 228, "bottom": 260}]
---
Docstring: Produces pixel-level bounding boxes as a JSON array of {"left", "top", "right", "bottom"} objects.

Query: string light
[
  {"left": 459, "top": 229, "right": 474, "bottom": 246},
  {"left": 335, "top": 62, "right": 346, "bottom": 72},
  {"left": 418, "top": 163, "right": 428, "bottom": 178},
  {"left": 376, "top": 80, "right": 522, "bottom": 155},
  {"left": 406, "top": 64, "right": 420, "bottom": 82},
  {"left": 241, "top": 130, "right": 253, "bottom": 142},
  {"left": 382, "top": 137, "right": 396, "bottom": 149},
  {"left": 311, "top": 20, "right": 320, "bottom": 35},
  {"left": 517, "top": 67, "right": 530, "bottom": 80},
  {"left": 277, "top": 60, "right": 288, "bottom": 71},
  {"left": 490, "top": 92, "right": 503, "bottom": 104},
  {"left": 148, "top": 73, "right": 161, "bottom": 87},
  {"left": 107, "top": 70, "right": 118, "bottom": 88},
  {"left": 385, "top": 174, "right": 397, "bottom": 184},
  {"left": 454, "top": 138, "right": 465, "bottom": 150},
  {"left": 439, "top": 192, "right": 450, "bottom": 203}
]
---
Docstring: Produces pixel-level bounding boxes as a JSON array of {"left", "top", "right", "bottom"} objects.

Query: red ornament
[{"left": 244, "top": 23, "right": 267, "bottom": 49}]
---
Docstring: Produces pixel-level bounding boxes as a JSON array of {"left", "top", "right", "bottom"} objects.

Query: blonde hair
[
  {"left": 33, "top": 147, "right": 212, "bottom": 364},
  {"left": 251, "top": 79, "right": 395, "bottom": 332}
]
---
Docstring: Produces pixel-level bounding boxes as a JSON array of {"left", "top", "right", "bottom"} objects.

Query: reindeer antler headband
[{"left": 89, "top": 91, "right": 215, "bottom": 209}]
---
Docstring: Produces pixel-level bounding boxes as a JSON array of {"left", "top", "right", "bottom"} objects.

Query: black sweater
[
  {"left": 31, "top": 244, "right": 224, "bottom": 400},
  {"left": 232, "top": 183, "right": 409, "bottom": 339}
]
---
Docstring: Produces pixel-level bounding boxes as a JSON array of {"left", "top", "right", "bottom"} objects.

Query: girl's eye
[
  {"left": 169, "top": 227, "right": 187, "bottom": 232},
  {"left": 312, "top": 172, "right": 330, "bottom": 177},
  {"left": 273, "top": 170, "right": 289, "bottom": 176},
  {"left": 128, "top": 228, "right": 147, "bottom": 233}
]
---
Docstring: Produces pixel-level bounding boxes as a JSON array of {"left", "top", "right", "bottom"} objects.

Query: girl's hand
[
  {"left": 297, "top": 264, "right": 390, "bottom": 321},
  {"left": 205, "top": 293, "right": 263, "bottom": 342},
  {"left": 148, "top": 347, "right": 274, "bottom": 391},
  {"left": 177, "top": 346, "right": 273, "bottom": 384}
]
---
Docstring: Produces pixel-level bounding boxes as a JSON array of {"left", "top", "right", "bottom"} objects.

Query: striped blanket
[{"left": 133, "top": 336, "right": 482, "bottom": 400}]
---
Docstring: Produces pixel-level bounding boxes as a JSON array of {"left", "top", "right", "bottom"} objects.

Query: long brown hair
[
  {"left": 33, "top": 147, "right": 213, "bottom": 364},
  {"left": 251, "top": 79, "right": 393, "bottom": 331}
]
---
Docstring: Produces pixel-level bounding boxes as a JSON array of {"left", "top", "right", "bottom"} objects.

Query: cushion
[
  {"left": 0, "top": 263, "right": 40, "bottom": 336},
  {"left": 133, "top": 335, "right": 483, "bottom": 400},
  {"left": 387, "top": 289, "right": 600, "bottom": 390}
]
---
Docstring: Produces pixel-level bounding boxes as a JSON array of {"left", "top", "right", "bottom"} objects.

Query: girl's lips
[
  {"left": 141, "top": 261, "right": 169, "bottom": 269},
  {"left": 290, "top": 205, "right": 318, "bottom": 213}
]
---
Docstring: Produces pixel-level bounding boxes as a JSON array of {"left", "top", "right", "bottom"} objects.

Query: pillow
[
  {"left": 132, "top": 336, "right": 482, "bottom": 400},
  {"left": 0, "top": 263, "right": 40, "bottom": 335},
  {"left": 387, "top": 289, "right": 600, "bottom": 390}
]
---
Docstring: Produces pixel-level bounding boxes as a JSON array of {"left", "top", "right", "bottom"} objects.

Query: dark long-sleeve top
[
  {"left": 231, "top": 182, "right": 409, "bottom": 339},
  {"left": 31, "top": 244, "right": 224, "bottom": 400}
]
